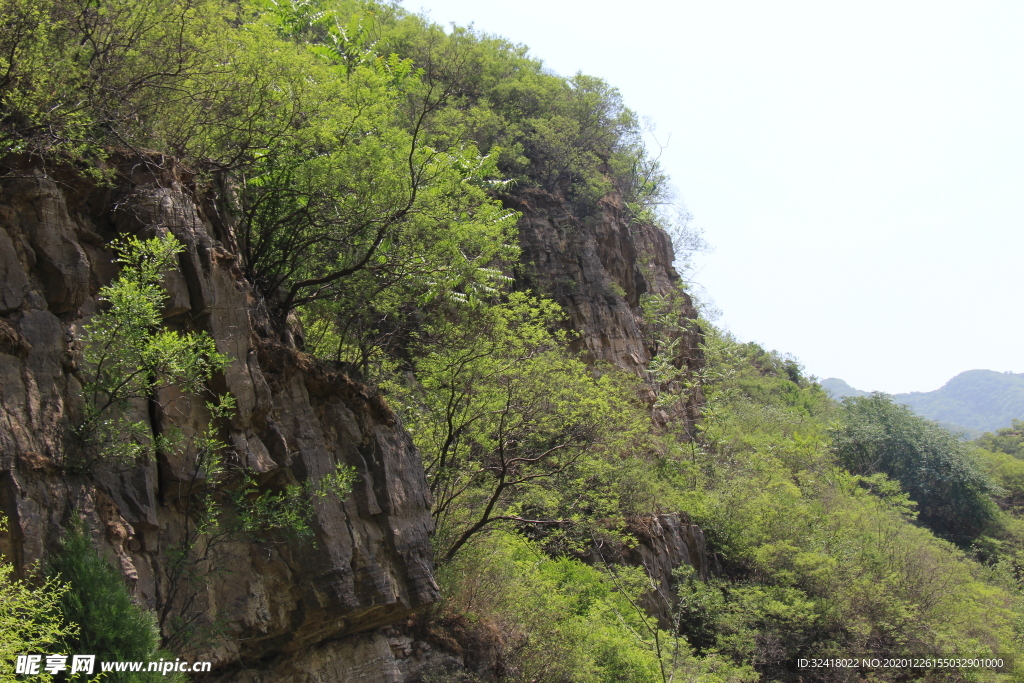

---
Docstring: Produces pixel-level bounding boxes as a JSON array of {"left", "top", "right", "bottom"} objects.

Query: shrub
[
  {"left": 0, "top": 518, "right": 76, "bottom": 683},
  {"left": 47, "top": 517, "right": 181, "bottom": 683},
  {"left": 437, "top": 531, "right": 756, "bottom": 683}
]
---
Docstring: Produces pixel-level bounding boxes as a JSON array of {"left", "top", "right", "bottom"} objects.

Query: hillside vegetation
[{"left": 3, "top": 0, "right": 1024, "bottom": 681}]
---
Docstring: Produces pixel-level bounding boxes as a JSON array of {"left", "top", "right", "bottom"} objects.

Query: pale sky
[{"left": 411, "top": 0, "right": 1024, "bottom": 394}]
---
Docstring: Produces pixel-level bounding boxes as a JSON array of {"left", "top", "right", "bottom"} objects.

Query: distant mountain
[
  {"left": 820, "top": 370, "right": 1024, "bottom": 436},
  {"left": 895, "top": 370, "right": 1024, "bottom": 434},
  {"left": 819, "top": 378, "right": 869, "bottom": 400}
]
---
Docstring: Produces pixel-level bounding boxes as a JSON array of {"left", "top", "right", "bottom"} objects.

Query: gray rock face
[
  {"left": 0, "top": 166, "right": 437, "bottom": 678},
  {"left": 590, "top": 513, "right": 716, "bottom": 629},
  {"left": 628, "top": 513, "right": 717, "bottom": 625},
  {"left": 2, "top": 177, "right": 91, "bottom": 314},
  {"left": 510, "top": 189, "right": 704, "bottom": 432}
]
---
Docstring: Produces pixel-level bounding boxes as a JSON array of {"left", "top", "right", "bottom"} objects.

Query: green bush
[
  {"left": 437, "top": 531, "right": 756, "bottom": 683},
  {"left": 0, "top": 518, "right": 76, "bottom": 683},
  {"left": 47, "top": 518, "right": 183, "bottom": 683}
]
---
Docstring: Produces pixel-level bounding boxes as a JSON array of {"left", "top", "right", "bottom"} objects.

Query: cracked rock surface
[{"left": 0, "top": 165, "right": 437, "bottom": 681}]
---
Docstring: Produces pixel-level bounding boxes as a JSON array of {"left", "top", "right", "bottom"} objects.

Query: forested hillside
[
  {"left": 2, "top": 0, "right": 1024, "bottom": 681},
  {"left": 897, "top": 371, "right": 1024, "bottom": 434}
]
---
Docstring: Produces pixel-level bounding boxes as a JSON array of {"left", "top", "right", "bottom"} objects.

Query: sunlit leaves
[
  {"left": 0, "top": 518, "right": 76, "bottom": 683},
  {"left": 389, "top": 293, "right": 649, "bottom": 562},
  {"left": 75, "top": 233, "right": 228, "bottom": 470}
]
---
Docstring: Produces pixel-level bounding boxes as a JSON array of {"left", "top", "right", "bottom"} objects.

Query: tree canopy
[{"left": 831, "top": 393, "right": 997, "bottom": 545}]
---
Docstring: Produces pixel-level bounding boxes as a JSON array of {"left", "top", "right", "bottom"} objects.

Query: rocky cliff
[
  {"left": 509, "top": 188, "right": 704, "bottom": 432},
  {"left": 0, "top": 163, "right": 708, "bottom": 681},
  {"left": 0, "top": 162, "right": 436, "bottom": 681},
  {"left": 591, "top": 513, "right": 718, "bottom": 630}
]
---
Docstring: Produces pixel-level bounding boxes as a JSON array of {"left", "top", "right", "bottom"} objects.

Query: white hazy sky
[{"left": 410, "top": 0, "right": 1024, "bottom": 394}]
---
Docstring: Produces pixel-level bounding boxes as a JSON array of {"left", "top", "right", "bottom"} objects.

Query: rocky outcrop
[
  {"left": 508, "top": 185, "right": 709, "bottom": 565},
  {"left": 585, "top": 513, "right": 715, "bottom": 629},
  {"left": 509, "top": 188, "right": 704, "bottom": 431},
  {"left": 0, "top": 163, "right": 437, "bottom": 680},
  {"left": 627, "top": 514, "right": 716, "bottom": 626}
]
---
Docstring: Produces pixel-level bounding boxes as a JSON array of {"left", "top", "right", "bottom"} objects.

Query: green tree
[
  {"left": 831, "top": 393, "right": 997, "bottom": 545},
  {"left": 392, "top": 293, "right": 648, "bottom": 562},
  {"left": 976, "top": 419, "right": 1024, "bottom": 460},
  {"left": 47, "top": 518, "right": 180, "bottom": 683},
  {"left": 72, "top": 232, "right": 227, "bottom": 471},
  {"left": 0, "top": 0, "right": 231, "bottom": 160},
  {"left": 231, "top": 0, "right": 520, "bottom": 322}
]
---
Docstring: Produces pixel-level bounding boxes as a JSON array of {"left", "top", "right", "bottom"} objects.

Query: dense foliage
[
  {"left": 978, "top": 420, "right": 1024, "bottom": 461},
  {"left": 415, "top": 316, "right": 1024, "bottom": 681},
  {"left": 389, "top": 293, "right": 651, "bottom": 562},
  {"left": 831, "top": 394, "right": 998, "bottom": 545},
  {"left": 433, "top": 531, "right": 755, "bottom": 683},
  {"left": 671, "top": 329, "right": 1022, "bottom": 679}
]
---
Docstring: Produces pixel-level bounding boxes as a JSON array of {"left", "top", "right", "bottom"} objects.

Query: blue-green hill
[
  {"left": 818, "top": 377, "right": 869, "bottom": 400},
  {"left": 821, "top": 370, "right": 1024, "bottom": 436}
]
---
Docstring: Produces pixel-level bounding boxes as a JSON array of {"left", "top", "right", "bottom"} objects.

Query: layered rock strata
[
  {"left": 0, "top": 164, "right": 436, "bottom": 680},
  {"left": 509, "top": 188, "right": 704, "bottom": 431}
]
